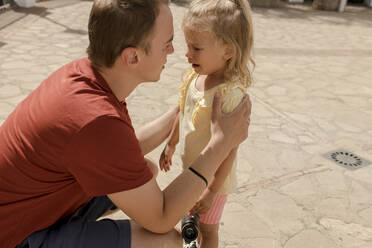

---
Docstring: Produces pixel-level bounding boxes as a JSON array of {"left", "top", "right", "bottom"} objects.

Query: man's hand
[
  {"left": 159, "top": 144, "right": 176, "bottom": 172},
  {"left": 190, "top": 188, "right": 217, "bottom": 214},
  {"left": 210, "top": 93, "right": 251, "bottom": 150}
]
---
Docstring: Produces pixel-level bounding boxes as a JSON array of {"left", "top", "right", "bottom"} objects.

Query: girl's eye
[{"left": 187, "top": 44, "right": 201, "bottom": 51}]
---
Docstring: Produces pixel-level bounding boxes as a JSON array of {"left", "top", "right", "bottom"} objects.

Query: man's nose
[{"left": 168, "top": 44, "right": 174, "bottom": 54}]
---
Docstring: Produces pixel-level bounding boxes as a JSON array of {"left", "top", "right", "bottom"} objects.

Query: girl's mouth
[{"left": 192, "top": 64, "right": 200, "bottom": 68}]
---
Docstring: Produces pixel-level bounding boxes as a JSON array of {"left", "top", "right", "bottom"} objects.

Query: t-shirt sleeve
[
  {"left": 63, "top": 116, "right": 153, "bottom": 196},
  {"left": 221, "top": 87, "right": 246, "bottom": 114}
]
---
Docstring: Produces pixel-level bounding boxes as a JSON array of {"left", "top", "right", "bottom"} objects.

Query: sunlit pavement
[{"left": 1, "top": 1, "right": 372, "bottom": 247}]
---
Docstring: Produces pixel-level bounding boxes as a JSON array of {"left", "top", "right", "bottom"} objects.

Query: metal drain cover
[{"left": 323, "top": 149, "right": 371, "bottom": 170}]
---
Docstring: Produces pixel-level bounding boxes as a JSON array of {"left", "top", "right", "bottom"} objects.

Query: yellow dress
[{"left": 178, "top": 69, "right": 246, "bottom": 194}]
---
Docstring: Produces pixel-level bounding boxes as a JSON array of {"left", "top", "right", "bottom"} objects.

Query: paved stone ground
[{"left": 1, "top": 1, "right": 372, "bottom": 247}]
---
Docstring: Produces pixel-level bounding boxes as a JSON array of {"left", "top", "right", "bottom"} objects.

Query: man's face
[{"left": 138, "top": 4, "right": 174, "bottom": 82}]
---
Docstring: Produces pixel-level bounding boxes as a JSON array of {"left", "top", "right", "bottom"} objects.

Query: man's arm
[
  {"left": 109, "top": 94, "right": 251, "bottom": 233},
  {"left": 109, "top": 138, "right": 230, "bottom": 233},
  {"left": 135, "top": 106, "right": 179, "bottom": 155}
]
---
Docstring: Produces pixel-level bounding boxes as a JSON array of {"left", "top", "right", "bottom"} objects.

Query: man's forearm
[{"left": 136, "top": 106, "right": 179, "bottom": 155}]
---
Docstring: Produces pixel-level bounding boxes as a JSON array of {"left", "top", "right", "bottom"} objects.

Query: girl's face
[{"left": 184, "top": 29, "right": 231, "bottom": 77}]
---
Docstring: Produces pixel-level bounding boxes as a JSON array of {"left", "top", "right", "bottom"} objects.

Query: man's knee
[
  {"left": 162, "top": 228, "right": 182, "bottom": 247},
  {"left": 131, "top": 221, "right": 182, "bottom": 248},
  {"left": 145, "top": 158, "right": 159, "bottom": 178}
]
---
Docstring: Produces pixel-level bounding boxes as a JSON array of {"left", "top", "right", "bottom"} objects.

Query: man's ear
[
  {"left": 223, "top": 44, "right": 234, "bottom": 61},
  {"left": 120, "top": 47, "right": 139, "bottom": 66}
]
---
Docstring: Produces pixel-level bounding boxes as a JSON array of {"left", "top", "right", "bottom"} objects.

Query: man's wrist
[{"left": 208, "top": 135, "right": 230, "bottom": 157}]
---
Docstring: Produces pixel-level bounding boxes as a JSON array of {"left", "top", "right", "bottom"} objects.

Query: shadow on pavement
[
  {"left": 170, "top": 0, "right": 189, "bottom": 7},
  {"left": 9, "top": 1, "right": 87, "bottom": 35},
  {"left": 12, "top": 5, "right": 49, "bottom": 16},
  {"left": 169, "top": 0, "right": 372, "bottom": 27},
  {"left": 252, "top": 2, "right": 372, "bottom": 27}
]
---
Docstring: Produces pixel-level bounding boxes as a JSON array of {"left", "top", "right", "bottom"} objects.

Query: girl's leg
[
  {"left": 199, "top": 223, "right": 219, "bottom": 248},
  {"left": 197, "top": 194, "right": 228, "bottom": 248}
]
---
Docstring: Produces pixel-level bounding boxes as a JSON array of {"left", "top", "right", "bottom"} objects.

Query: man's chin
[{"left": 144, "top": 75, "right": 161, "bottom": 83}]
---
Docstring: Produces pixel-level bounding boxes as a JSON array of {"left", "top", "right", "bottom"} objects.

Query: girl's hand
[
  {"left": 190, "top": 189, "right": 217, "bottom": 214},
  {"left": 159, "top": 144, "right": 176, "bottom": 172}
]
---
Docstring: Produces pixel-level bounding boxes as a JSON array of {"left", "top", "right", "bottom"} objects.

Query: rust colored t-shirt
[{"left": 0, "top": 58, "right": 153, "bottom": 248}]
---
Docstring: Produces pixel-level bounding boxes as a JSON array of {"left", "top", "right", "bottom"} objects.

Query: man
[{"left": 0, "top": 0, "right": 251, "bottom": 247}]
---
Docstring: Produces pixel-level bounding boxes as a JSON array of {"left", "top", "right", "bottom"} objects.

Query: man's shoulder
[
  {"left": 36, "top": 58, "right": 129, "bottom": 133},
  {"left": 49, "top": 57, "right": 94, "bottom": 82}
]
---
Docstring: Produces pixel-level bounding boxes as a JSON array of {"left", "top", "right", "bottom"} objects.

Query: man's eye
[{"left": 162, "top": 45, "right": 168, "bottom": 51}]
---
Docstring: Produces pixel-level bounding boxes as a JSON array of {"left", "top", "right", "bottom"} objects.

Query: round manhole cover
[
  {"left": 323, "top": 149, "right": 371, "bottom": 170},
  {"left": 331, "top": 152, "right": 362, "bottom": 168}
]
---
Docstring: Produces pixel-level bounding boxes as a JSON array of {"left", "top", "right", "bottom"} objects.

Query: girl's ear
[
  {"left": 223, "top": 44, "right": 234, "bottom": 61},
  {"left": 120, "top": 47, "right": 139, "bottom": 66}
]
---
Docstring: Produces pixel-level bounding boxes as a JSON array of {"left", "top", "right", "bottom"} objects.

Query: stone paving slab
[
  {"left": 0, "top": 8, "right": 26, "bottom": 30},
  {"left": 1, "top": 1, "right": 372, "bottom": 247}
]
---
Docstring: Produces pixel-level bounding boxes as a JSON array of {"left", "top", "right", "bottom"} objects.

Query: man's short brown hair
[{"left": 87, "top": 0, "right": 169, "bottom": 69}]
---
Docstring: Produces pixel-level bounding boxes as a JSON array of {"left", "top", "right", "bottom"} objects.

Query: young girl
[{"left": 159, "top": 0, "right": 254, "bottom": 247}]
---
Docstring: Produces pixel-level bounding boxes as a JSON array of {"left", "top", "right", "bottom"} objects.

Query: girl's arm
[
  {"left": 208, "top": 87, "right": 245, "bottom": 191},
  {"left": 159, "top": 112, "right": 180, "bottom": 171},
  {"left": 209, "top": 147, "right": 238, "bottom": 193},
  {"left": 191, "top": 89, "right": 244, "bottom": 213}
]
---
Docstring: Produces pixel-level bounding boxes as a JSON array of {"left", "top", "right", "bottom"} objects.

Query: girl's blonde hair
[{"left": 183, "top": 0, "right": 254, "bottom": 87}]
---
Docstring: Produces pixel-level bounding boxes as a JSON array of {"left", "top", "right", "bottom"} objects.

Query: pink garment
[{"left": 199, "top": 194, "right": 228, "bottom": 225}]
